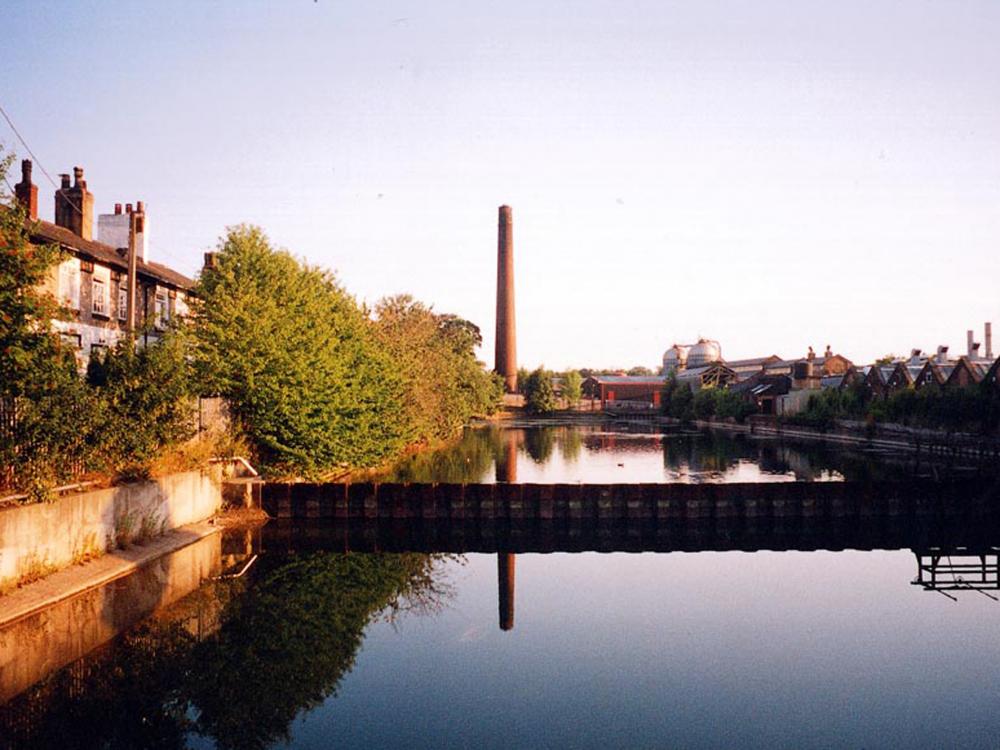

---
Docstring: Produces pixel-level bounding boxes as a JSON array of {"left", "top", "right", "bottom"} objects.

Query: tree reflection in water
[
  {"left": 0, "top": 552, "right": 456, "bottom": 750},
  {"left": 381, "top": 424, "right": 928, "bottom": 486}
]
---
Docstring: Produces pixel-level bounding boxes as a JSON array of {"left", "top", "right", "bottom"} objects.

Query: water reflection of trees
[
  {"left": 659, "top": 431, "right": 926, "bottom": 482},
  {"left": 382, "top": 425, "right": 935, "bottom": 485},
  {"left": 0, "top": 552, "right": 454, "bottom": 750},
  {"left": 386, "top": 427, "right": 498, "bottom": 483}
]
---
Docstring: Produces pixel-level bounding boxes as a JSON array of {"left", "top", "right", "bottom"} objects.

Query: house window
[
  {"left": 92, "top": 277, "right": 108, "bottom": 316},
  {"left": 58, "top": 258, "right": 81, "bottom": 310},
  {"left": 118, "top": 286, "right": 128, "bottom": 321},
  {"left": 59, "top": 332, "right": 82, "bottom": 350},
  {"left": 154, "top": 289, "right": 169, "bottom": 329}
]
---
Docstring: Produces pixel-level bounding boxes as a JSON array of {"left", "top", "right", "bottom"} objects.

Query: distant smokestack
[
  {"left": 967, "top": 330, "right": 975, "bottom": 358},
  {"left": 986, "top": 322, "right": 993, "bottom": 360},
  {"left": 495, "top": 205, "right": 517, "bottom": 393}
]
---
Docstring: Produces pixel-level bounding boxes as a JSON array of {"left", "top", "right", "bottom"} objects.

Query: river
[{"left": 1, "top": 424, "right": 999, "bottom": 749}]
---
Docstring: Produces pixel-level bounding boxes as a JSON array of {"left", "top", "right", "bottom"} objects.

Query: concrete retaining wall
[
  {"left": 0, "top": 530, "right": 222, "bottom": 703},
  {"left": 0, "top": 467, "right": 223, "bottom": 588}
]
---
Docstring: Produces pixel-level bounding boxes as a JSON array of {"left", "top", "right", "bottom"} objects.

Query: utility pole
[{"left": 125, "top": 208, "right": 138, "bottom": 336}]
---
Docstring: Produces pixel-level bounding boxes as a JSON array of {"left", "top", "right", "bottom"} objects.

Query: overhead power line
[
  {"left": 0, "top": 100, "right": 83, "bottom": 217},
  {"left": 0, "top": 99, "right": 192, "bottom": 269}
]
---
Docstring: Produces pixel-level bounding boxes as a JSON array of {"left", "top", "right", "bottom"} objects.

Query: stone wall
[{"left": 0, "top": 467, "right": 223, "bottom": 588}]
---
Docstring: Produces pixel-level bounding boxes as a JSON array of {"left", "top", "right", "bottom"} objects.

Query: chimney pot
[
  {"left": 54, "top": 166, "right": 94, "bottom": 239},
  {"left": 136, "top": 200, "right": 144, "bottom": 214},
  {"left": 114, "top": 203, "right": 122, "bottom": 214},
  {"left": 126, "top": 203, "right": 133, "bottom": 214},
  {"left": 14, "top": 159, "right": 38, "bottom": 219}
]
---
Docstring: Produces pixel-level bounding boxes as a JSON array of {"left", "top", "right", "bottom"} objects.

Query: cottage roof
[
  {"left": 30, "top": 218, "right": 195, "bottom": 291},
  {"left": 821, "top": 374, "right": 845, "bottom": 389}
]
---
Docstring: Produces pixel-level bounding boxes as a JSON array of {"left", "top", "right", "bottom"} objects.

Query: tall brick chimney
[
  {"left": 54, "top": 166, "right": 94, "bottom": 240},
  {"left": 14, "top": 159, "right": 37, "bottom": 219},
  {"left": 495, "top": 205, "right": 517, "bottom": 393},
  {"left": 986, "top": 322, "right": 993, "bottom": 360}
]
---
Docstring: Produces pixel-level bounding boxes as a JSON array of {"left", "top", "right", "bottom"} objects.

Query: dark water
[{"left": 3, "top": 426, "right": 1000, "bottom": 750}]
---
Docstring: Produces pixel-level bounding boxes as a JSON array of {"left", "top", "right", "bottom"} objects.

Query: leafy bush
[
  {"left": 789, "top": 381, "right": 1000, "bottom": 435},
  {"left": 562, "top": 370, "right": 583, "bottom": 407},
  {"left": 667, "top": 381, "right": 694, "bottom": 421},
  {"left": 372, "top": 295, "right": 501, "bottom": 444},
  {"left": 522, "top": 367, "right": 557, "bottom": 414},
  {"left": 87, "top": 330, "right": 196, "bottom": 478}
]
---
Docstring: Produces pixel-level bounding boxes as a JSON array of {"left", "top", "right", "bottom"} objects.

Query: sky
[{"left": 3, "top": 1, "right": 999, "bottom": 370}]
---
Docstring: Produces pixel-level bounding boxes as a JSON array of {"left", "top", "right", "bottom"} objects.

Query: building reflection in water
[{"left": 496, "top": 429, "right": 518, "bottom": 630}]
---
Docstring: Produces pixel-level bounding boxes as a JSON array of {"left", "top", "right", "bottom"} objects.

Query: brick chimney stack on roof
[
  {"left": 14, "top": 159, "right": 38, "bottom": 220},
  {"left": 986, "top": 322, "right": 993, "bottom": 360},
  {"left": 54, "top": 165, "right": 94, "bottom": 240}
]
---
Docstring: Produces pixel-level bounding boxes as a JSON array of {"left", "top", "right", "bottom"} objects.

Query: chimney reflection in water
[{"left": 496, "top": 430, "right": 518, "bottom": 631}]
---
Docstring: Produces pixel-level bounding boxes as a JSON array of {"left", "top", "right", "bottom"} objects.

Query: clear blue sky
[{"left": 4, "top": 1, "right": 999, "bottom": 369}]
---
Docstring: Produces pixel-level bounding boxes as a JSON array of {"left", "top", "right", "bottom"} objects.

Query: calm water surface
[{"left": 2, "top": 426, "right": 999, "bottom": 749}]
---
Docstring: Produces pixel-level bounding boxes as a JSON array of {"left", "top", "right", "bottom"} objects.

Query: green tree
[
  {"left": 0, "top": 147, "right": 98, "bottom": 495},
  {"left": 522, "top": 367, "right": 557, "bottom": 414},
  {"left": 192, "top": 225, "right": 406, "bottom": 476},
  {"left": 372, "top": 295, "right": 501, "bottom": 445},
  {"left": 668, "top": 381, "right": 695, "bottom": 421},
  {"left": 562, "top": 370, "right": 582, "bottom": 408},
  {"left": 87, "top": 330, "right": 195, "bottom": 479},
  {"left": 693, "top": 387, "right": 717, "bottom": 420}
]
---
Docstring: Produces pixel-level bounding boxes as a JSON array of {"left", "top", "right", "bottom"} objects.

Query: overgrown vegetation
[
  {"left": 562, "top": 370, "right": 582, "bottom": 407},
  {"left": 2, "top": 147, "right": 502, "bottom": 495},
  {"left": 661, "top": 374, "right": 757, "bottom": 423},
  {"left": 192, "top": 227, "right": 501, "bottom": 478},
  {"left": 790, "top": 381, "right": 1000, "bottom": 435},
  {"left": 371, "top": 295, "right": 503, "bottom": 446},
  {"left": 522, "top": 366, "right": 557, "bottom": 414}
]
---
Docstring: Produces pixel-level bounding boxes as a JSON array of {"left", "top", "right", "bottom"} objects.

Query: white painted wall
[{"left": 97, "top": 212, "right": 147, "bottom": 261}]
